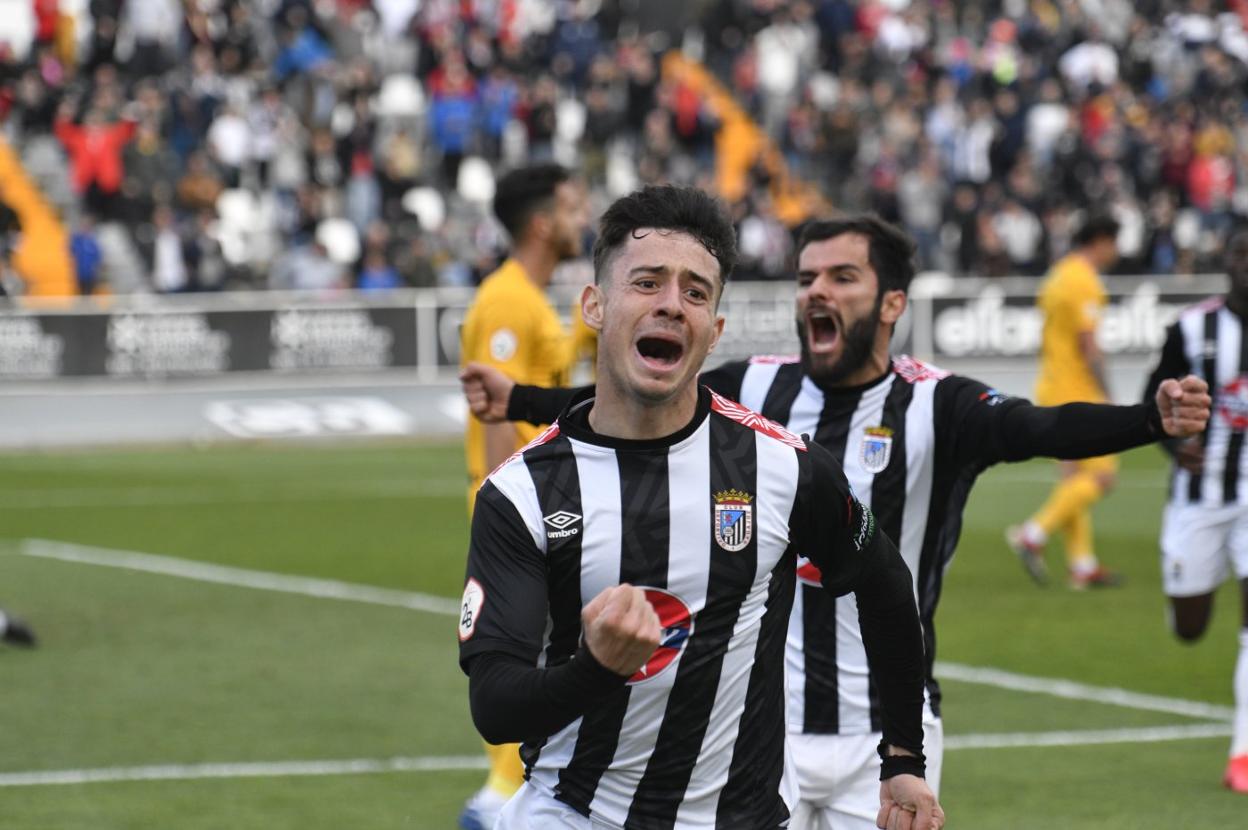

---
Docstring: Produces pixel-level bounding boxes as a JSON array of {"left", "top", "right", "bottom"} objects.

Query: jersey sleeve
[
  {"left": 936, "top": 374, "right": 1163, "bottom": 467},
  {"left": 458, "top": 480, "right": 549, "bottom": 672},
  {"left": 788, "top": 441, "right": 877, "bottom": 595},
  {"left": 788, "top": 440, "right": 927, "bottom": 765},
  {"left": 467, "top": 299, "right": 536, "bottom": 381},
  {"left": 933, "top": 375, "right": 1029, "bottom": 468}
]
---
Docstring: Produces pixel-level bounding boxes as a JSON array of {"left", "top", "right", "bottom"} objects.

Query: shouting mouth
[
  {"left": 636, "top": 333, "right": 685, "bottom": 372},
  {"left": 806, "top": 309, "right": 840, "bottom": 354}
]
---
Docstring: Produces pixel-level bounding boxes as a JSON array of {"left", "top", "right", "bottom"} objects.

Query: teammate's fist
[
  {"left": 459, "top": 361, "right": 515, "bottom": 424},
  {"left": 1156, "top": 374, "right": 1211, "bottom": 438},
  {"left": 581, "top": 584, "right": 662, "bottom": 677}
]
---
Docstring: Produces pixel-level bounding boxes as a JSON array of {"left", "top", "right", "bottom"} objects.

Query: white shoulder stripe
[{"left": 488, "top": 456, "right": 547, "bottom": 554}]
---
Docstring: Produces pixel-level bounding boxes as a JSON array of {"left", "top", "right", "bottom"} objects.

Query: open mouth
[
  {"left": 636, "top": 335, "right": 685, "bottom": 370},
  {"left": 806, "top": 310, "right": 840, "bottom": 354}
]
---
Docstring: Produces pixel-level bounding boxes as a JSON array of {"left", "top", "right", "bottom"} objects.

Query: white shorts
[
  {"left": 497, "top": 781, "right": 611, "bottom": 829},
  {"left": 786, "top": 716, "right": 943, "bottom": 830},
  {"left": 1160, "top": 502, "right": 1248, "bottom": 597}
]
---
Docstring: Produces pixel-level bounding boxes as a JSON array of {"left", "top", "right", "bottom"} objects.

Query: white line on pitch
[
  {"left": 0, "top": 755, "right": 489, "bottom": 787},
  {"left": 937, "top": 661, "right": 1235, "bottom": 721},
  {"left": 20, "top": 540, "right": 1235, "bottom": 724},
  {"left": 1, "top": 722, "right": 1233, "bottom": 788},
  {"left": 945, "top": 722, "right": 1232, "bottom": 750},
  {"left": 20, "top": 539, "right": 461, "bottom": 617}
]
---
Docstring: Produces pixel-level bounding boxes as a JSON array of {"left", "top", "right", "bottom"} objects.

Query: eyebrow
[
  {"left": 797, "top": 263, "right": 863, "bottom": 277},
  {"left": 629, "top": 265, "right": 715, "bottom": 291}
]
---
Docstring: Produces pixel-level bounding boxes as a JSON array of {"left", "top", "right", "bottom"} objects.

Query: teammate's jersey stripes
[
  {"left": 1168, "top": 302, "right": 1248, "bottom": 507},
  {"left": 733, "top": 356, "right": 962, "bottom": 735}
]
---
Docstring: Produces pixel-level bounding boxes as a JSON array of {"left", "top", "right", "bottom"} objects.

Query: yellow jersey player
[
  {"left": 1008, "top": 214, "right": 1124, "bottom": 589},
  {"left": 458, "top": 163, "right": 592, "bottom": 830}
]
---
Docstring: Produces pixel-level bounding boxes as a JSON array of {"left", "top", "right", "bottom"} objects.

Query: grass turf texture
[{"left": 0, "top": 441, "right": 1243, "bottom": 827}]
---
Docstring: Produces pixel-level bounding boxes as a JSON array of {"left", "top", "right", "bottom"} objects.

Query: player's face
[
  {"left": 589, "top": 229, "right": 724, "bottom": 404},
  {"left": 1090, "top": 235, "right": 1120, "bottom": 272},
  {"left": 549, "top": 180, "right": 589, "bottom": 261},
  {"left": 1228, "top": 232, "right": 1248, "bottom": 298},
  {"left": 795, "top": 234, "right": 884, "bottom": 385}
]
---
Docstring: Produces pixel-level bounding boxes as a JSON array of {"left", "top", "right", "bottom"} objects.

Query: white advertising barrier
[{"left": 0, "top": 275, "right": 1228, "bottom": 399}]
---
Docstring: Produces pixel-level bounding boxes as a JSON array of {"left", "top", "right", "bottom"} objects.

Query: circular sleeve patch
[
  {"left": 489, "top": 328, "right": 518, "bottom": 362},
  {"left": 458, "top": 578, "right": 485, "bottom": 642}
]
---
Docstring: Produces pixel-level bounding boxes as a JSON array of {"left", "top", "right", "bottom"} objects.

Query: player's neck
[
  {"left": 511, "top": 244, "right": 558, "bottom": 289},
  {"left": 587, "top": 379, "right": 701, "bottom": 441}
]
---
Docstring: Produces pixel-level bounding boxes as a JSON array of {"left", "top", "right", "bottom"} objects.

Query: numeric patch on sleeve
[{"left": 458, "top": 578, "right": 485, "bottom": 642}]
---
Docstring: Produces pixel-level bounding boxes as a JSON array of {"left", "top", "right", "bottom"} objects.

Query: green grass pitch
[{"left": 0, "top": 440, "right": 1244, "bottom": 828}]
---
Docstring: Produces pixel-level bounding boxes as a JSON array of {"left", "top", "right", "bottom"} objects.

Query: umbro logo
[{"left": 544, "top": 510, "right": 582, "bottom": 539}]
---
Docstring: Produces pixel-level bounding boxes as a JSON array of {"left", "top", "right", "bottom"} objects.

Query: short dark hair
[
  {"left": 795, "top": 215, "right": 916, "bottom": 295},
  {"left": 591, "top": 185, "right": 737, "bottom": 289},
  {"left": 1073, "top": 213, "right": 1120, "bottom": 247},
  {"left": 492, "top": 163, "right": 572, "bottom": 240}
]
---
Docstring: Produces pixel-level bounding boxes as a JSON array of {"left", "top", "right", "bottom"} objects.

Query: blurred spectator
[
  {"left": 9, "top": 0, "right": 1248, "bottom": 299},
  {"left": 142, "top": 204, "right": 190, "bottom": 293},
  {"left": 70, "top": 214, "right": 102, "bottom": 296},
  {"left": 357, "top": 249, "right": 402, "bottom": 291},
  {"left": 270, "top": 240, "right": 345, "bottom": 292},
  {"left": 54, "top": 103, "right": 136, "bottom": 216}
]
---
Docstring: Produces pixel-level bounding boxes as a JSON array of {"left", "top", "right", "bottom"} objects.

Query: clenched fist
[
  {"left": 459, "top": 361, "right": 515, "bottom": 424},
  {"left": 582, "top": 584, "right": 662, "bottom": 677},
  {"left": 1156, "top": 375, "right": 1211, "bottom": 438}
]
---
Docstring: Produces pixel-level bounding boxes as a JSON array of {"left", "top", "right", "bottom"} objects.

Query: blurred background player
[
  {"left": 457, "top": 162, "right": 592, "bottom": 830},
  {"left": 0, "top": 608, "right": 36, "bottom": 648},
  {"left": 1008, "top": 214, "right": 1124, "bottom": 589},
  {"left": 1142, "top": 226, "right": 1248, "bottom": 794}
]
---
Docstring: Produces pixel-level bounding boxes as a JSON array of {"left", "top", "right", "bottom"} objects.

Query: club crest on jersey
[
  {"left": 629, "top": 587, "right": 694, "bottom": 685},
  {"left": 713, "top": 489, "right": 753, "bottom": 552},
  {"left": 860, "top": 426, "right": 894, "bottom": 474}
]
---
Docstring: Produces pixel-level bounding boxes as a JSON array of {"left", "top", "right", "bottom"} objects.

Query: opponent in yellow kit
[
  {"left": 458, "top": 164, "right": 591, "bottom": 830},
  {"left": 1008, "top": 215, "right": 1124, "bottom": 589}
]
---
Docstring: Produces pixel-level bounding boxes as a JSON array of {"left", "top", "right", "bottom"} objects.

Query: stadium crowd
[{"left": 2, "top": 0, "right": 1248, "bottom": 296}]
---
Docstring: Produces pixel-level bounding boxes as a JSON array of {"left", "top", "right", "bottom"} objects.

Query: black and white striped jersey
[
  {"left": 1144, "top": 298, "right": 1248, "bottom": 506},
  {"left": 459, "top": 385, "right": 924, "bottom": 829},
  {"left": 702, "top": 355, "right": 1027, "bottom": 735}
]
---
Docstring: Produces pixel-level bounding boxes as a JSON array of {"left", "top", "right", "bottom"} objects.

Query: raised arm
[
  {"left": 789, "top": 442, "right": 942, "bottom": 828},
  {"left": 937, "top": 374, "right": 1210, "bottom": 469},
  {"left": 462, "top": 358, "right": 751, "bottom": 426},
  {"left": 459, "top": 482, "right": 658, "bottom": 744}
]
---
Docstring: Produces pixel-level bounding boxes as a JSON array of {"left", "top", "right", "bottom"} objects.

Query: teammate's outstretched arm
[
  {"left": 790, "top": 441, "right": 944, "bottom": 830},
  {"left": 940, "top": 374, "right": 1211, "bottom": 468},
  {"left": 461, "top": 361, "right": 582, "bottom": 426},
  {"left": 461, "top": 359, "right": 752, "bottom": 427}
]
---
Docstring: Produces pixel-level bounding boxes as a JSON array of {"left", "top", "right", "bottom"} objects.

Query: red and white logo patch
[
  {"left": 797, "top": 556, "right": 823, "bottom": 587},
  {"left": 628, "top": 588, "right": 694, "bottom": 685},
  {"left": 1219, "top": 377, "right": 1248, "bottom": 430},
  {"left": 458, "top": 578, "right": 485, "bottom": 642}
]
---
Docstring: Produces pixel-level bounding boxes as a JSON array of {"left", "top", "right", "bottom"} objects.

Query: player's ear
[
  {"left": 529, "top": 211, "right": 553, "bottom": 242},
  {"left": 879, "top": 289, "right": 907, "bottom": 326},
  {"left": 581, "top": 283, "right": 605, "bottom": 332},
  {"left": 705, "top": 312, "right": 726, "bottom": 356}
]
